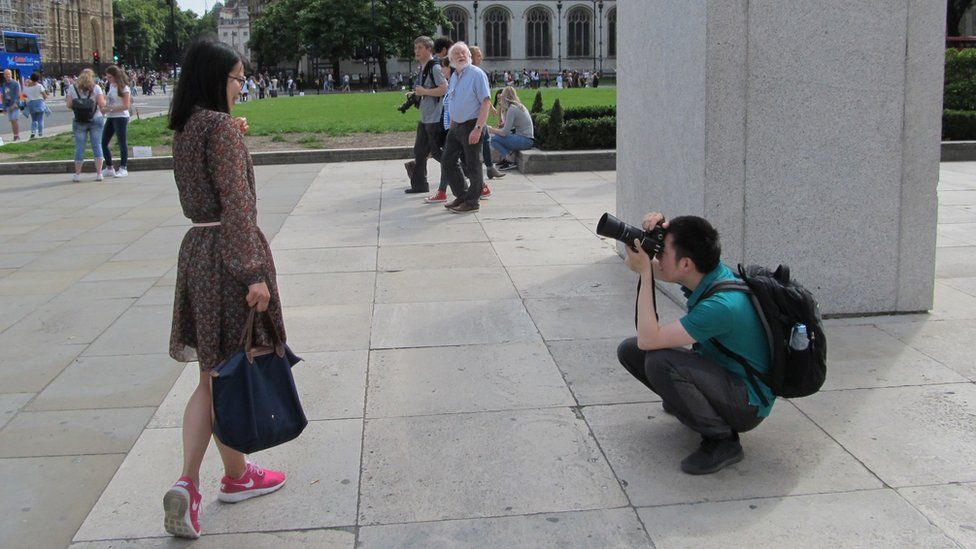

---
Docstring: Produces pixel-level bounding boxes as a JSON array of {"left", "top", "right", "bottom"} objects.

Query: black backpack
[
  {"left": 71, "top": 85, "right": 96, "bottom": 123},
  {"left": 701, "top": 264, "right": 827, "bottom": 406}
]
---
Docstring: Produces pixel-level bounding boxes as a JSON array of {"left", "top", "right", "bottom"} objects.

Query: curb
[
  {"left": 0, "top": 146, "right": 415, "bottom": 175},
  {"left": 941, "top": 141, "right": 976, "bottom": 162},
  {"left": 517, "top": 148, "right": 616, "bottom": 173}
]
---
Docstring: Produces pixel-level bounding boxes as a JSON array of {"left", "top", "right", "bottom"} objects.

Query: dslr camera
[
  {"left": 597, "top": 213, "right": 666, "bottom": 256},
  {"left": 397, "top": 92, "right": 421, "bottom": 114}
]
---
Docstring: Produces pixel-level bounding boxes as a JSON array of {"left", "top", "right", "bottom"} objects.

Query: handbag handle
[{"left": 240, "top": 307, "right": 285, "bottom": 362}]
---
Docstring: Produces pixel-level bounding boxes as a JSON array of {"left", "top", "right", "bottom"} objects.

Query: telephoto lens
[{"left": 597, "top": 213, "right": 666, "bottom": 257}]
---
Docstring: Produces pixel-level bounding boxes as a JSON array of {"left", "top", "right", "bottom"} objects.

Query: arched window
[
  {"left": 484, "top": 7, "right": 510, "bottom": 58},
  {"left": 607, "top": 8, "right": 616, "bottom": 57},
  {"left": 567, "top": 6, "right": 591, "bottom": 58},
  {"left": 443, "top": 6, "right": 467, "bottom": 44},
  {"left": 525, "top": 6, "right": 552, "bottom": 58}
]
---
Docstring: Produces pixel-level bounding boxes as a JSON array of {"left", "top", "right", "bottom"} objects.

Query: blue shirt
[
  {"left": 679, "top": 263, "right": 776, "bottom": 417},
  {"left": 2, "top": 80, "right": 20, "bottom": 108},
  {"left": 446, "top": 64, "right": 490, "bottom": 123}
]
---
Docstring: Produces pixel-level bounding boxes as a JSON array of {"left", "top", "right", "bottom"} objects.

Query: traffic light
[
  {"left": 93, "top": 50, "right": 100, "bottom": 64},
  {"left": 113, "top": 54, "right": 119, "bottom": 62}
]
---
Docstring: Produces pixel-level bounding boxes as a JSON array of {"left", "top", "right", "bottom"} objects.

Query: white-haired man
[{"left": 441, "top": 42, "right": 491, "bottom": 214}]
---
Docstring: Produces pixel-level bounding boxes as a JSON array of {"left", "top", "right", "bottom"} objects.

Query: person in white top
[
  {"left": 22, "top": 72, "right": 48, "bottom": 138},
  {"left": 66, "top": 68, "right": 108, "bottom": 182},
  {"left": 101, "top": 65, "right": 132, "bottom": 178}
]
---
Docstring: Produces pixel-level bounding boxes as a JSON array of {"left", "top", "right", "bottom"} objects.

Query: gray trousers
[
  {"left": 616, "top": 337, "right": 763, "bottom": 439},
  {"left": 441, "top": 119, "right": 485, "bottom": 206},
  {"left": 411, "top": 121, "right": 445, "bottom": 191}
]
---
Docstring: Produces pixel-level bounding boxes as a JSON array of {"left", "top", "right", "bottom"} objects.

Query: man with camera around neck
[
  {"left": 404, "top": 36, "right": 449, "bottom": 194},
  {"left": 617, "top": 212, "right": 775, "bottom": 475}
]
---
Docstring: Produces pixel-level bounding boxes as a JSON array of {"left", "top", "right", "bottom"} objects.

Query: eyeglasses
[{"left": 228, "top": 75, "right": 246, "bottom": 85}]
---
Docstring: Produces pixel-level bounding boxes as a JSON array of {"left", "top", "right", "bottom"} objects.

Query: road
[{"left": 0, "top": 90, "right": 172, "bottom": 144}]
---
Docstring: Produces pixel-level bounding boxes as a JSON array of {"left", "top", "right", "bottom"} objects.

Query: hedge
[
  {"left": 529, "top": 96, "right": 616, "bottom": 150},
  {"left": 944, "top": 49, "right": 976, "bottom": 140}
]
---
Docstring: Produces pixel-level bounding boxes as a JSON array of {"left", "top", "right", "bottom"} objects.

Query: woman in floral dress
[{"left": 163, "top": 39, "right": 288, "bottom": 539}]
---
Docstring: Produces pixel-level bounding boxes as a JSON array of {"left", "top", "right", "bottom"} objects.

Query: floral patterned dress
[{"left": 169, "top": 109, "right": 285, "bottom": 371}]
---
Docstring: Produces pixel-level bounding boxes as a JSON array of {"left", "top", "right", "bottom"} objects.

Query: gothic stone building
[{"left": 1, "top": 0, "right": 114, "bottom": 76}]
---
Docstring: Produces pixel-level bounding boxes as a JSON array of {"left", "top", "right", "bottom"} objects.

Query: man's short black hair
[
  {"left": 433, "top": 37, "right": 453, "bottom": 55},
  {"left": 667, "top": 216, "right": 721, "bottom": 274}
]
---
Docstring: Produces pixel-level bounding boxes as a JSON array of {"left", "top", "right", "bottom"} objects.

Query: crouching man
[{"left": 616, "top": 212, "right": 774, "bottom": 475}]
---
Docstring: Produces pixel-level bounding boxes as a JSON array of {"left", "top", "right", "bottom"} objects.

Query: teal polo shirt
[{"left": 678, "top": 263, "right": 775, "bottom": 417}]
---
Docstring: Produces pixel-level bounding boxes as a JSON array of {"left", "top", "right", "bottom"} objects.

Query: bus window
[{"left": 3, "top": 36, "right": 38, "bottom": 54}]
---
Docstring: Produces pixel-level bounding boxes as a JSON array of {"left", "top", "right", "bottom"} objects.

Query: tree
[
  {"left": 113, "top": 0, "right": 167, "bottom": 66},
  {"left": 299, "top": 0, "right": 370, "bottom": 84},
  {"left": 250, "top": 0, "right": 307, "bottom": 70},
  {"left": 948, "top": 0, "right": 975, "bottom": 37},
  {"left": 370, "top": 0, "right": 449, "bottom": 83}
]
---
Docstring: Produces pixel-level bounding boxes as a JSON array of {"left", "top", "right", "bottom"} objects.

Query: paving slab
[
  {"left": 70, "top": 529, "right": 355, "bottom": 549},
  {"left": 282, "top": 304, "right": 373, "bottom": 352},
  {"left": 877, "top": 318, "right": 976, "bottom": 380},
  {"left": 898, "top": 482, "right": 976, "bottom": 548},
  {"left": 0, "top": 268, "right": 90, "bottom": 295},
  {"left": 547, "top": 338, "right": 659, "bottom": 406},
  {"left": 0, "top": 455, "right": 125, "bottom": 549},
  {"left": 377, "top": 242, "right": 501, "bottom": 271},
  {"left": 358, "top": 508, "right": 652, "bottom": 549},
  {"left": 794, "top": 384, "right": 976, "bottom": 486},
  {"left": 0, "top": 407, "right": 155, "bottom": 457},
  {"left": 293, "top": 351, "right": 368, "bottom": 420},
  {"left": 367, "top": 342, "right": 574, "bottom": 418},
  {"left": 525, "top": 293, "right": 684, "bottom": 341},
  {"left": 274, "top": 246, "right": 377, "bottom": 274},
  {"left": 0, "top": 297, "right": 135, "bottom": 347},
  {"left": 74, "top": 421, "right": 362, "bottom": 541},
  {"left": 492, "top": 237, "right": 619, "bottom": 267},
  {"left": 636, "top": 489, "right": 957, "bottom": 548},
  {"left": 0, "top": 294, "right": 51, "bottom": 332},
  {"left": 278, "top": 272, "right": 376, "bottom": 307},
  {"left": 272, "top": 226, "right": 378, "bottom": 250},
  {"left": 583, "top": 402, "right": 881, "bottom": 507},
  {"left": 146, "top": 362, "right": 199, "bottom": 429},
  {"left": 27, "top": 354, "right": 183, "bottom": 411},
  {"left": 821, "top": 324, "right": 969, "bottom": 389},
  {"left": 370, "top": 299, "right": 540, "bottom": 349},
  {"left": 375, "top": 267, "right": 518, "bottom": 303},
  {"left": 83, "top": 305, "right": 173, "bottom": 357},
  {"left": 0, "top": 393, "right": 32, "bottom": 429},
  {"left": 0, "top": 342, "right": 87, "bottom": 393},
  {"left": 82, "top": 259, "right": 174, "bottom": 282},
  {"left": 377, "top": 220, "right": 488, "bottom": 246},
  {"left": 358, "top": 408, "right": 628, "bottom": 525},
  {"left": 507, "top": 263, "right": 636, "bottom": 299},
  {"left": 481, "top": 218, "right": 595, "bottom": 242}
]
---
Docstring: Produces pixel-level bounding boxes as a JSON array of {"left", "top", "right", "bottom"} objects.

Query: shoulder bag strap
[{"left": 708, "top": 337, "right": 770, "bottom": 407}]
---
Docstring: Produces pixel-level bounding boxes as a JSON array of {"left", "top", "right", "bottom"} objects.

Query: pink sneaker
[
  {"left": 481, "top": 183, "right": 493, "bottom": 199},
  {"left": 424, "top": 189, "right": 448, "bottom": 203},
  {"left": 218, "top": 462, "right": 286, "bottom": 503},
  {"left": 163, "top": 476, "right": 202, "bottom": 539}
]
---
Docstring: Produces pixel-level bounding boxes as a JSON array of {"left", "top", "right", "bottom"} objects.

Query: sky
[{"left": 179, "top": 0, "right": 214, "bottom": 17}]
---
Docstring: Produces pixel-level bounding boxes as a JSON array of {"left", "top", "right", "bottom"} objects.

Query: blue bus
[{"left": 0, "top": 31, "right": 42, "bottom": 81}]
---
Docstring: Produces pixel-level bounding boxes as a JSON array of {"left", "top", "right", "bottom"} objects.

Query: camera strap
[{"left": 633, "top": 270, "right": 660, "bottom": 331}]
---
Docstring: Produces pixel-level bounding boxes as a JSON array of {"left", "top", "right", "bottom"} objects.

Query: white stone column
[{"left": 616, "top": 0, "right": 944, "bottom": 316}]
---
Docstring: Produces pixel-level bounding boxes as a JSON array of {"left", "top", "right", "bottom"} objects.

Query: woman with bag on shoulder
[
  {"left": 165, "top": 38, "right": 288, "bottom": 540},
  {"left": 101, "top": 65, "right": 131, "bottom": 178},
  {"left": 23, "top": 72, "right": 48, "bottom": 139},
  {"left": 65, "top": 69, "right": 107, "bottom": 182}
]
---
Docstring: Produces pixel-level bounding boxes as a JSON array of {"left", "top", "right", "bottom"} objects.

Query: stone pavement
[{"left": 0, "top": 160, "right": 974, "bottom": 548}]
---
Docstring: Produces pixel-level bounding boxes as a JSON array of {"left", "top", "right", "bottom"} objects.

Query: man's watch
[{"left": 474, "top": 124, "right": 483, "bottom": 130}]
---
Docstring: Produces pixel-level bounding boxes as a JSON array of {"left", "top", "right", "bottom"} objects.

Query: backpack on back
[
  {"left": 702, "top": 264, "right": 827, "bottom": 405},
  {"left": 71, "top": 85, "right": 96, "bottom": 123}
]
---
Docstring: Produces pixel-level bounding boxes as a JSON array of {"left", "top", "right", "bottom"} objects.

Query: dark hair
[
  {"left": 105, "top": 65, "right": 129, "bottom": 96},
  {"left": 29, "top": 72, "right": 40, "bottom": 82},
  {"left": 667, "top": 216, "right": 721, "bottom": 273},
  {"left": 168, "top": 38, "right": 242, "bottom": 132},
  {"left": 433, "top": 36, "right": 453, "bottom": 55}
]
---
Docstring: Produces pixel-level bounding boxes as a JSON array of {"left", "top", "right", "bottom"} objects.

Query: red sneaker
[
  {"left": 481, "top": 184, "right": 493, "bottom": 199},
  {"left": 163, "top": 476, "right": 202, "bottom": 539},
  {"left": 424, "top": 190, "right": 448, "bottom": 203},
  {"left": 218, "top": 462, "right": 286, "bottom": 503}
]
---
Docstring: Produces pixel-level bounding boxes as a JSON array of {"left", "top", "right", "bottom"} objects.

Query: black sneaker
[
  {"left": 662, "top": 401, "right": 676, "bottom": 416},
  {"left": 449, "top": 202, "right": 480, "bottom": 214},
  {"left": 404, "top": 187, "right": 429, "bottom": 194},
  {"left": 498, "top": 160, "right": 519, "bottom": 171},
  {"left": 680, "top": 434, "right": 743, "bottom": 475},
  {"left": 444, "top": 197, "right": 464, "bottom": 209}
]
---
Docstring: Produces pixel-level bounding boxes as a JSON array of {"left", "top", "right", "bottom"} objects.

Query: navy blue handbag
[{"left": 212, "top": 309, "right": 306, "bottom": 454}]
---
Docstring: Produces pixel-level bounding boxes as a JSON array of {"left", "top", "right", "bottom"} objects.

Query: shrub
[
  {"left": 529, "top": 101, "right": 615, "bottom": 150},
  {"left": 531, "top": 91, "right": 544, "bottom": 113},
  {"left": 943, "top": 109, "right": 976, "bottom": 140},
  {"left": 562, "top": 105, "right": 616, "bottom": 121},
  {"left": 945, "top": 48, "right": 976, "bottom": 111}
]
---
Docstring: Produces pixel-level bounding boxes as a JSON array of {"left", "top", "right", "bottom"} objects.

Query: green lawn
[{"left": 0, "top": 87, "right": 615, "bottom": 161}]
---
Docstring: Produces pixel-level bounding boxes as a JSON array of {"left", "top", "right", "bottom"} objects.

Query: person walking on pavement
[
  {"left": 23, "top": 72, "right": 48, "bottom": 139},
  {"left": 441, "top": 42, "right": 492, "bottom": 214},
  {"left": 404, "top": 35, "right": 448, "bottom": 194},
  {"left": 164, "top": 39, "right": 289, "bottom": 539},
  {"left": 101, "top": 65, "right": 132, "bottom": 178},
  {"left": 2, "top": 69, "right": 22, "bottom": 141},
  {"left": 65, "top": 69, "right": 107, "bottom": 182}
]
